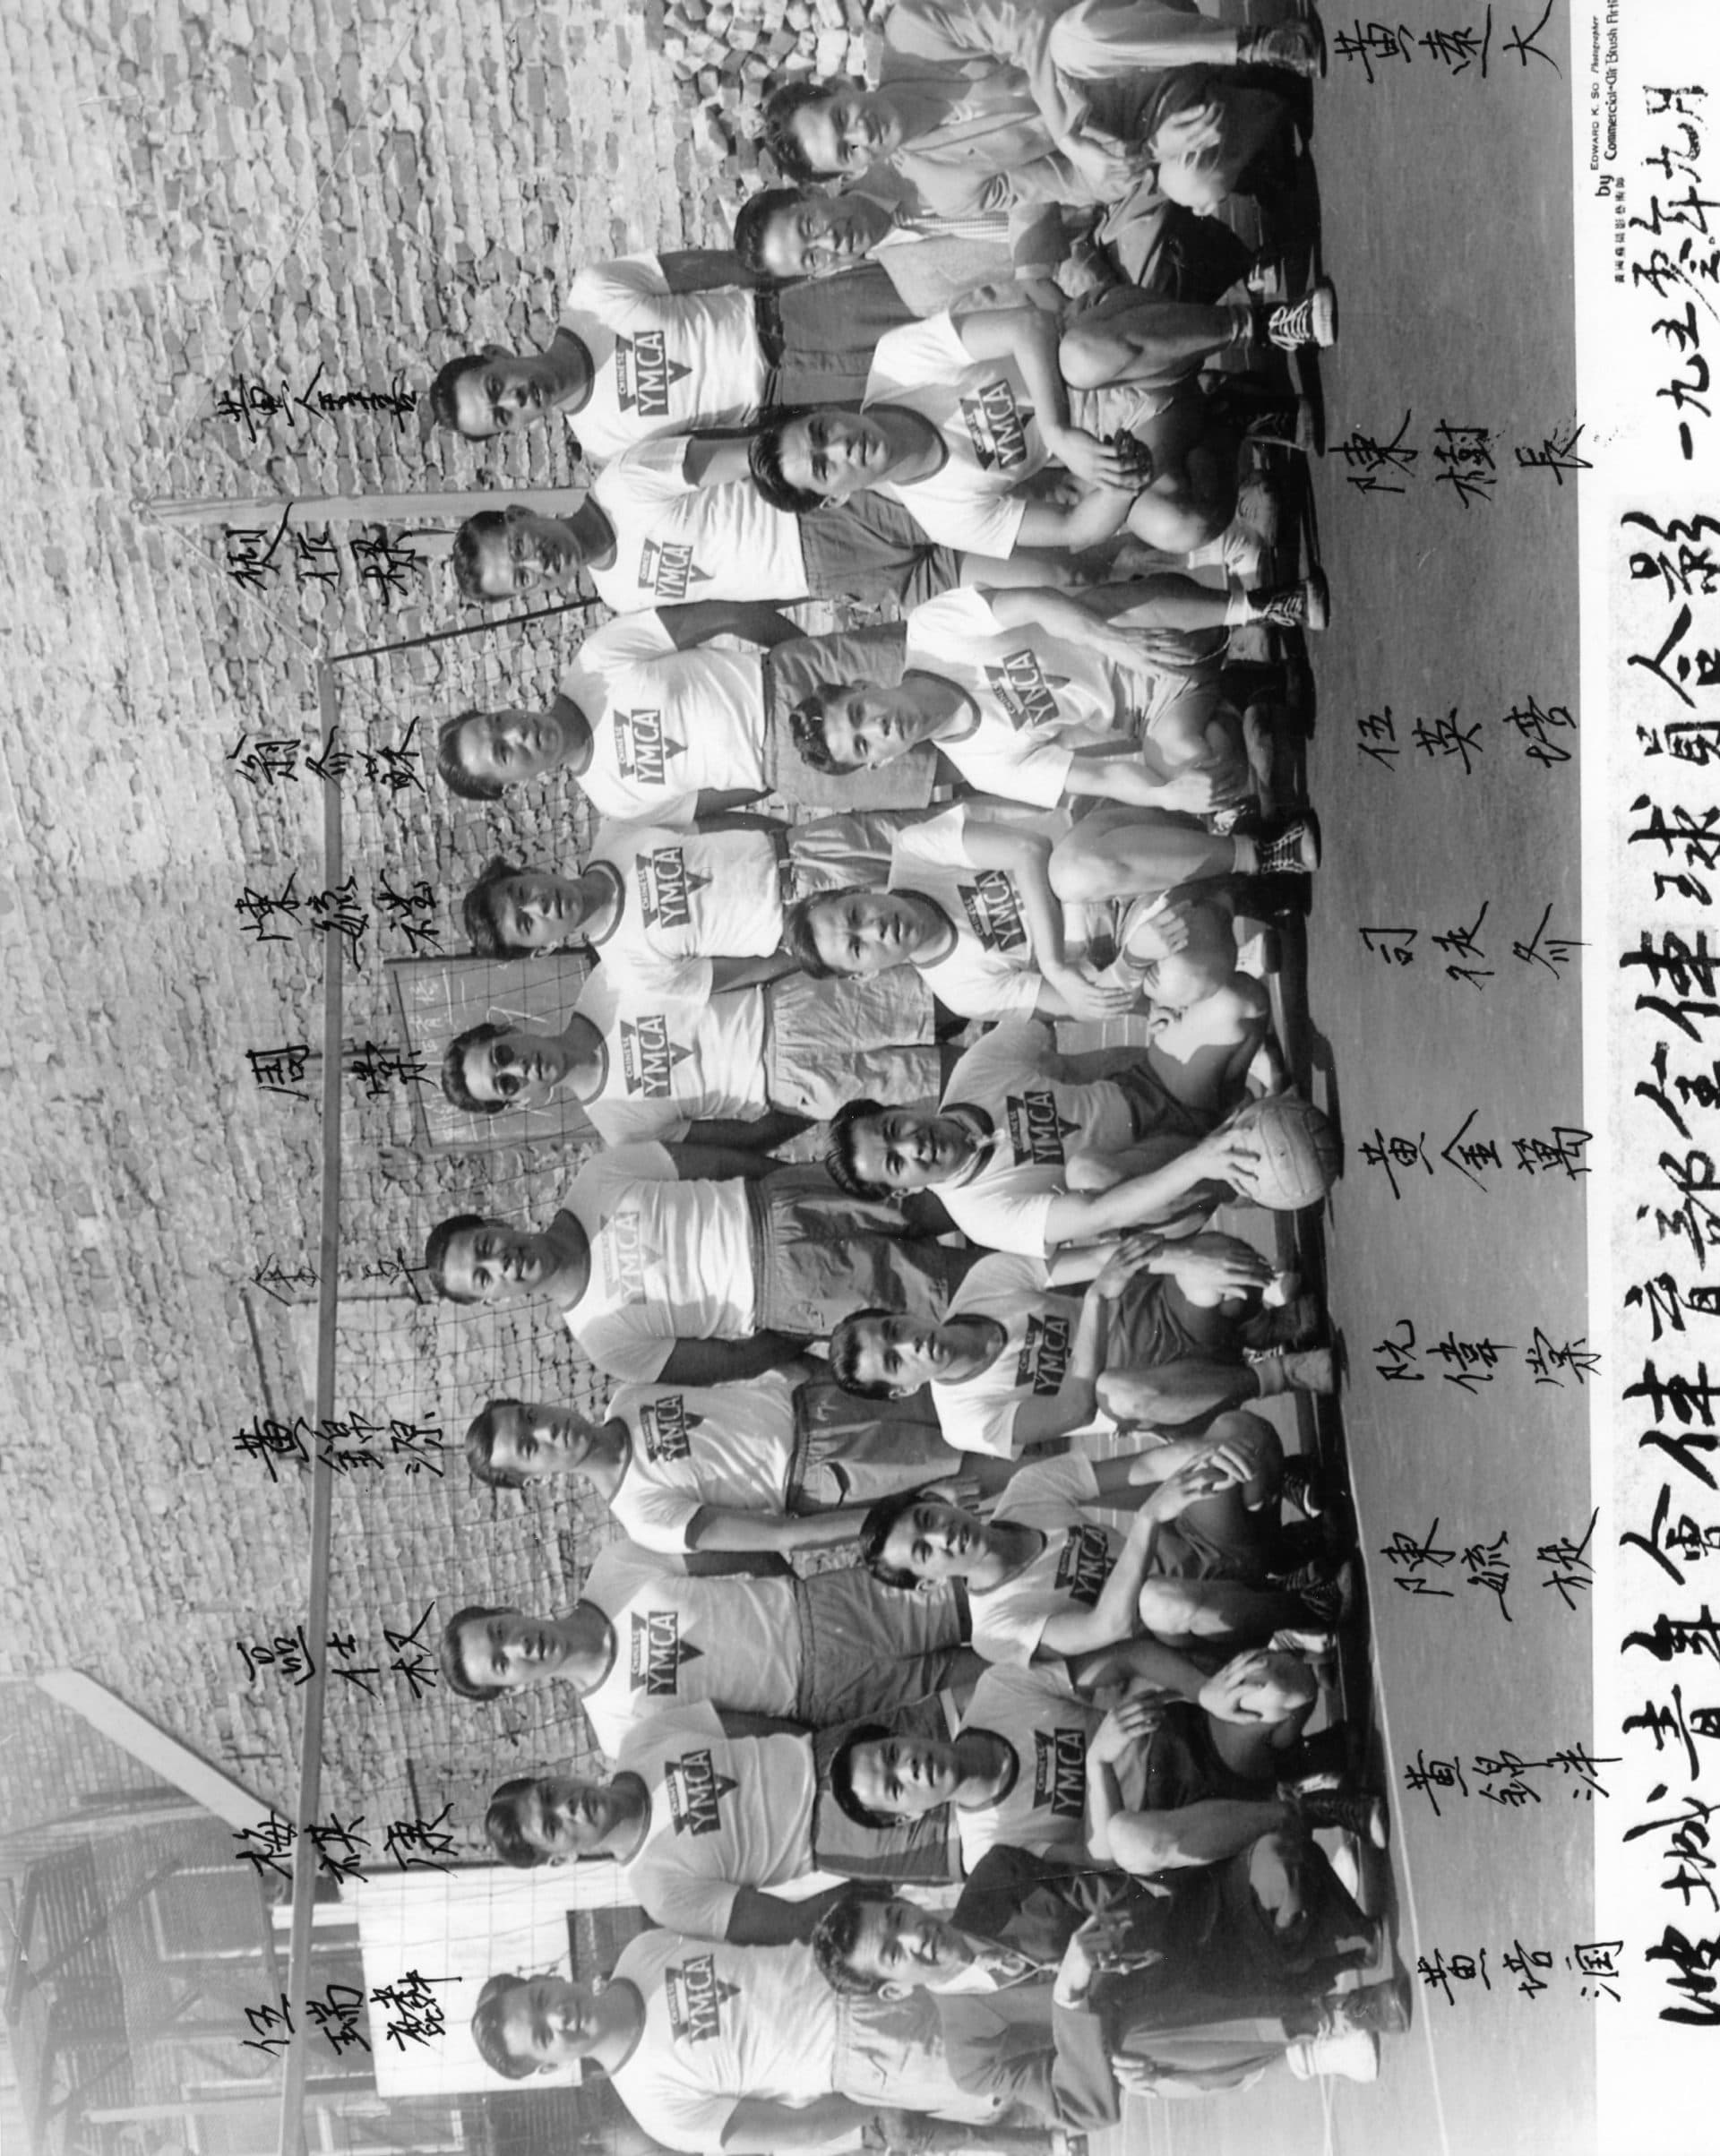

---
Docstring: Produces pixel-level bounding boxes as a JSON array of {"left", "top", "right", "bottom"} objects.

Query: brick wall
[{"left": 0, "top": 0, "right": 831, "bottom": 1842}]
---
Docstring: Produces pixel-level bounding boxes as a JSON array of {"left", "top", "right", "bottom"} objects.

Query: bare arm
[
  {"left": 664, "top": 598, "right": 805, "bottom": 649},
  {"left": 685, "top": 1502, "right": 873, "bottom": 1554},
  {"left": 1036, "top": 1499, "right": 1157, "bottom": 1659},
  {"left": 710, "top": 952, "right": 802, "bottom": 992},
  {"left": 1068, "top": 1636, "right": 1217, "bottom": 1702},
  {"left": 683, "top": 435, "right": 757, "bottom": 486},
  {"left": 659, "top": 247, "right": 761, "bottom": 293},
  {"left": 1009, "top": 1276, "right": 1112, "bottom": 1447},
  {"left": 721, "top": 2096, "right": 873, "bottom": 2152},
  {"left": 954, "top": 305, "right": 1134, "bottom": 493},
  {"left": 695, "top": 786, "right": 774, "bottom": 817},
  {"left": 1043, "top": 1130, "right": 1264, "bottom": 1242},
  {"left": 658, "top": 1333, "right": 805, "bottom": 1385},
  {"left": 684, "top": 1110, "right": 814, "bottom": 1154},
  {"left": 662, "top": 1140, "right": 782, "bottom": 1181},
  {"left": 960, "top": 815, "right": 1134, "bottom": 1023}
]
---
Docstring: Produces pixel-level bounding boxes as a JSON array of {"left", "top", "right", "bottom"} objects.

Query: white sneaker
[{"left": 1286, "top": 2029, "right": 1380, "bottom": 2083}]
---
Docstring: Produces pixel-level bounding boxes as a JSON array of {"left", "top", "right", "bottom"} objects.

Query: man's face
[
  {"left": 453, "top": 1610, "right": 573, "bottom": 1694},
  {"left": 814, "top": 683, "right": 942, "bottom": 770},
  {"left": 846, "top": 1898, "right": 976, "bottom": 1989},
  {"left": 486, "top": 1402, "right": 598, "bottom": 1482},
  {"left": 849, "top": 1108, "right": 976, "bottom": 1192},
  {"left": 453, "top": 708, "right": 575, "bottom": 792},
  {"left": 758, "top": 192, "right": 893, "bottom": 279},
  {"left": 847, "top": 1733, "right": 965, "bottom": 1819},
  {"left": 452, "top": 350, "right": 552, "bottom": 440},
  {"left": 461, "top": 1027, "right": 573, "bottom": 1111},
  {"left": 777, "top": 409, "right": 897, "bottom": 505},
  {"left": 491, "top": 1975, "right": 603, "bottom": 2069},
  {"left": 880, "top": 1496, "right": 992, "bottom": 1585},
  {"left": 806, "top": 889, "right": 942, "bottom": 977},
  {"left": 845, "top": 1313, "right": 967, "bottom": 1395},
  {"left": 439, "top": 1222, "right": 559, "bottom": 1304},
  {"left": 512, "top": 1774, "right": 628, "bottom": 1860},
  {"left": 469, "top": 508, "right": 581, "bottom": 600},
  {"left": 485, "top": 872, "right": 590, "bottom": 952},
  {"left": 788, "top": 85, "right": 904, "bottom": 177}
]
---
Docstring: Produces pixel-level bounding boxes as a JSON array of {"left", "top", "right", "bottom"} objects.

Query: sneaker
[
  {"left": 1243, "top": 396, "right": 1319, "bottom": 453},
  {"left": 1280, "top": 1456, "right": 1328, "bottom": 1518},
  {"left": 1284, "top": 1345, "right": 1335, "bottom": 1394},
  {"left": 1269, "top": 1624, "right": 1337, "bottom": 1661},
  {"left": 1295, "top": 1787, "right": 1389, "bottom": 1848},
  {"left": 1235, "top": 869, "right": 1312, "bottom": 919},
  {"left": 1237, "top": 19, "right": 1325, "bottom": 76},
  {"left": 1242, "top": 1294, "right": 1323, "bottom": 1354},
  {"left": 1265, "top": 279, "right": 1338, "bottom": 352},
  {"left": 1294, "top": 1557, "right": 1355, "bottom": 1627},
  {"left": 1251, "top": 570, "right": 1330, "bottom": 632},
  {"left": 1216, "top": 518, "right": 1269, "bottom": 584},
  {"left": 1257, "top": 808, "right": 1322, "bottom": 873},
  {"left": 1323, "top": 1974, "right": 1413, "bottom": 2038},
  {"left": 1286, "top": 2029, "right": 1378, "bottom": 2083}
]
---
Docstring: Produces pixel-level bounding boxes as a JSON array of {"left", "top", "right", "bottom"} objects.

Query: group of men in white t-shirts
[{"left": 417, "top": 4, "right": 1410, "bottom": 2146}]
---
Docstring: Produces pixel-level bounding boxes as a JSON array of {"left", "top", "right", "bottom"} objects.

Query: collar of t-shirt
[{"left": 943, "top": 1103, "right": 997, "bottom": 1187}]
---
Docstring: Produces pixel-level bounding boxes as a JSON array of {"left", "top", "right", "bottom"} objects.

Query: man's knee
[{"left": 1049, "top": 835, "right": 1116, "bottom": 903}]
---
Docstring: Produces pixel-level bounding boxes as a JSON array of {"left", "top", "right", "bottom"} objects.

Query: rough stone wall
[{"left": 0, "top": 0, "right": 781, "bottom": 1847}]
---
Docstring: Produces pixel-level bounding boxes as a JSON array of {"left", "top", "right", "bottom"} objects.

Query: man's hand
[
  {"left": 1071, "top": 1907, "right": 1164, "bottom": 1977},
  {"left": 1148, "top": 99, "right": 1228, "bottom": 163},
  {"left": 1044, "top": 961, "right": 1140, "bottom": 1022},
  {"left": 1150, "top": 765, "right": 1251, "bottom": 816},
  {"left": 1110, "top": 2055, "right": 1173, "bottom": 2098},
  {"left": 1090, "top": 1692, "right": 1163, "bottom": 1765},
  {"left": 1188, "top": 1123, "right": 1263, "bottom": 1191},
  {"left": 1090, "top": 1230, "right": 1165, "bottom": 1300},
  {"left": 1163, "top": 1231, "right": 1276, "bottom": 1302},
  {"left": 1120, "top": 895, "right": 1194, "bottom": 960},
  {"left": 1198, "top": 1645, "right": 1318, "bottom": 1723},
  {"left": 1062, "top": 129, "right": 1147, "bottom": 200},
  {"left": 1044, "top": 423, "right": 1140, "bottom": 493},
  {"left": 1145, "top": 1452, "right": 1246, "bottom": 1520}
]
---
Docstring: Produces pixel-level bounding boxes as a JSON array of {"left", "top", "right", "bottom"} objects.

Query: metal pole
[
  {"left": 136, "top": 485, "right": 589, "bottom": 528},
  {"left": 275, "top": 662, "right": 348, "bottom": 2156},
  {"left": 325, "top": 593, "right": 605, "bottom": 664}
]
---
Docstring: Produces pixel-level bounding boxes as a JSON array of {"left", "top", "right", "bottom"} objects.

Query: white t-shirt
[
  {"left": 610, "top": 1931, "right": 837, "bottom": 2152},
  {"left": 606, "top": 1370, "right": 800, "bottom": 1553},
  {"left": 930, "top": 1253, "right": 1088, "bottom": 1459},
  {"left": 935, "top": 1020, "right": 1137, "bottom": 1254},
  {"left": 866, "top": 312, "right": 1055, "bottom": 558},
  {"left": 970, "top": 1452, "right": 1122, "bottom": 1665},
  {"left": 563, "top": 255, "right": 768, "bottom": 461},
  {"left": 905, "top": 588, "right": 1155, "bottom": 807},
  {"left": 558, "top": 1143, "right": 758, "bottom": 1382},
  {"left": 888, "top": 803, "right": 1067, "bottom": 1021},
  {"left": 955, "top": 1661, "right": 1103, "bottom": 1870},
  {"left": 617, "top": 1702, "right": 821, "bottom": 1939},
  {"left": 589, "top": 821, "right": 787, "bottom": 1002},
  {"left": 591, "top": 438, "right": 810, "bottom": 611},
  {"left": 580, "top": 1539, "right": 803, "bottom": 1757},
  {"left": 563, "top": 612, "right": 769, "bottom": 826},
  {"left": 574, "top": 969, "right": 768, "bottom": 1146}
]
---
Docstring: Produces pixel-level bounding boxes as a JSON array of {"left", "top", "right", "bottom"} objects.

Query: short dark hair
[
  {"left": 783, "top": 884, "right": 864, "bottom": 981},
  {"left": 426, "top": 1213, "right": 488, "bottom": 1301},
  {"left": 430, "top": 352, "right": 483, "bottom": 434},
  {"left": 467, "top": 1396, "right": 527, "bottom": 1488},
  {"left": 749, "top": 412, "right": 824, "bottom": 517},
  {"left": 762, "top": 76, "right": 838, "bottom": 182},
  {"left": 462, "top": 855, "right": 523, "bottom": 957},
  {"left": 859, "top": 1487, "right": 935, "bottom": 1591},
  {"left": 471, "top": 1973, "right": 535, "bottom": 2079},
  {"left": 453, "top": 511, "right": 507, "bottom": 605},
  {"left": 443, "top": 1024, "right": 506, "bottom": 1117},
  {"left": 441, "top": 1604, "right": 512, "bottom": 1702},
  {"left": 825, "top": 1099, "right": 890, "bottom": 1201},
  {"left": 437, "top": 709, "right": 505, "bottom": 801},
  {"left": 826, "top": 1724, "right": 897, "bottom": 1833},
  {"left": 811, "top": 1882, "right": 898, "bottom": 1995},
  {"left": 829, "top": 1309, "right": 896, "bottom": 1398},
  {"left": 788, "top": 690, "right": 847, "bottom": 775},
  {"left": 486, "top": 1776, "right": 552, "bottom": 1868},
  {"left": 734, "top": 185, "right": 806, "bottom": 278}
]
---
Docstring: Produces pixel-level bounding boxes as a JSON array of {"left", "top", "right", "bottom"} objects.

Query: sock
[
  {"left": 1232, "top": 833, "right": 1260, "bottom": 873},
  {"left": 1184, "top": 534, "right": 1226, "bottom": 568},
  {"left": 1229, "top": 301, "right": 1256, "bottom": 348},
  {"left": 1251, "top": 1353, "right": 1286, "bottom": 1396}
]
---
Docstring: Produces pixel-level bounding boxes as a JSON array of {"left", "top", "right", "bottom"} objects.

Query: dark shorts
[
  {"left": 798, "top": 494, "right": 964, "bottom": 609},
  {"left": 1104, "top": 1268, "right": 1208, "bottom": 1370},
  {"left": 788, "top": 1379, "right": 967, "bottom": 1508},
  {"left": 750, "top": 1167, "right": 968, "bottom": 1337},
  {"left": 794, "top": 1566, "right": 968, "bottom": 1726},
  {"left": 770, "top": 269, "right": 917, "bottom": 407},
  {"left": 1107, "top": 1059, "right": 1219, "bottom": 1148}
]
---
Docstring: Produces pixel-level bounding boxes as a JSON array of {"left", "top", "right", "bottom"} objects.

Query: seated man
[
  {"left": 787, "top": 583, "right": 1257, "bottom": 817},
  {"left": 469, "top": 1939, "right": 1019, "bottom": 2146},
  {"left": 430, "top": 247, "right": 916, "bottom": 459},
  {"left": 440, "top": 1537, "right": 976, "bottom": 1757},
  {"left": 762, "top": 1, "right": 1321, "bottom": 239},
  {"left": 424, "top": 1140, "right": 971, "bottom": 1384},
  {"left": 824, "top": 1003, "right": 1285, "bottom": 1262},
  {"left": 858, "top": 1419, "right": 1341, "bottom": 1665},
  {"left": 746, "top": 296, "right": 1338, "bottom": 575},
  {"left": 812, "top": 1843, "right": 1408, "bottom": 2108},
  {"left": 483, "top": 1697, "right": 971, "bottom": 1943},
  {"left": 783, "top": 800, "right": 1314, "bottom": 1023},
  {"left": 462, "top": 1370, "right": 1000, "bottom": 1556},
  {"left": 830, "top": 1241, "right": 1333, "bottom": 1453}
]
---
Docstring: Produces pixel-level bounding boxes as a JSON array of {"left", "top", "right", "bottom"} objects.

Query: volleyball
[{"left": 1223, "top": 1095, "right": 1341, "bottom": 1211}]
